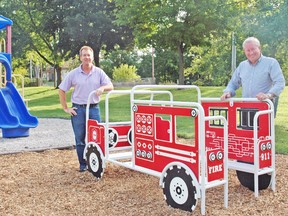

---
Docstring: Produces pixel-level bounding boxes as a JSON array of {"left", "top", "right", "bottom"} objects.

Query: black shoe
[{"left": 79, "top": 167, "right": 87, "bottom": 172}]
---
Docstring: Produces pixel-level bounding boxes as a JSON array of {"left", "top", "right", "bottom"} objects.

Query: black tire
[
  {"left": 236, "top": 160, "right": 271, "bottom": 191},
  {"left": 236, "top": 170, "right": 271, "bottom": 191},
  {"left": 127, "top": 128, "right": 133, "bottom": 145},
  {"left": 162, "top": 165, "right": 197, "bottom": 212},
  {"left": 86, "top": 144, "right": 104, "bottom": 179},
  {"left": 108, "top": 128, "right": 118, "bottom": 148}
]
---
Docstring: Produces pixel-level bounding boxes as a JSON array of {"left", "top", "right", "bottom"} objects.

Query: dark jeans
[{"left": 71, "top": 103, "right": 101, "bottom": 169}]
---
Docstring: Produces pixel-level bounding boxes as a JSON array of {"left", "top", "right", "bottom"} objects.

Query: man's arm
[
  {"left": 58, "top": 89, "right": 77, "bottom": 116},
  {"left": 95, "top": 83, "right": 114, "bottom": 96},
  {"left": 269, "top": 59, "right": 286, "bottom": 96}
]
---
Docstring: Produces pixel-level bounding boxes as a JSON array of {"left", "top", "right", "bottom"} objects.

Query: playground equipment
[
  {"left": 12, "top": 74, "right": 30, "bottom": 106},
  {"left": 0, "top": 15, "right": 38, "bottom": 138},
  {"left": 84, "top": 85, "right": 275, "bottom": 215}
]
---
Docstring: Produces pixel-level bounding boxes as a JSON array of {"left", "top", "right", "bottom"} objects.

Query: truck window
[
  {"left": 175, "top": 115, "right": 195, "bottom": 146},
  {"left": 209, "top": 108, "right": 228, "bottom": 127},
  {"left": 155, "top": 114, "right": 171, "bottom": 142},
  {"left": 237, "top": 108, "right": 259, "bottom": 130}
]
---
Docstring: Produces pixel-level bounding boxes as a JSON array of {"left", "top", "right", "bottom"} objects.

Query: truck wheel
[
  {"left": 108, "top": 128, "right": 118, "bottom": 148},
  {"left": 86, "top": 144, "right": 104, "bottom": 179},
  {"left": 236, "top": 170, "right": 271, "bottom": 191},
  {"left": 162, "top": 165, "right": 197, "bottom": 212}
]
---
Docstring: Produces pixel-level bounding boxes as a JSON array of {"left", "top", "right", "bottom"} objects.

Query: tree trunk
[
  {"left": 94, "top": 47, "right": 100, "bottom": 67},
  {"left": 178, "top": 42, "right": 185, "bottom": 85},
  {"left": 55, "top": 65, "right": 62, "bottom": 88}
]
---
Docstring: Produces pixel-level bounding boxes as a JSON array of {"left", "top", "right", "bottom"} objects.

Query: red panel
[
  {"left": 134, "top": 105, "right": 199, "bottom": 179},
  {"left": 258, "top": 139, "right": 272, "bottom": 168},
  {"left": 135, "top": 113, "right": 154, "bottom": 137},
  {"left": 87, "top": 120, "right": 105, "bottom": 154},
  {"left": 155, "top": 116, "right": 170, "bottom": 141},
  {"left": 206, "top": 149, "right": 224, "bottom": 182},
  {"left": 109, "top": 125, "right": 131, "bottom": 147},
  {"left": 134, "top": 139, "right": 199, "bottom": 179},
  {"left": 202, "top": 101, "right": 271, "bottom": 164}
]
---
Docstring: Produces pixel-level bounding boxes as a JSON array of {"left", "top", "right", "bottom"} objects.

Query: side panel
[
  {"left": 88, "top": 120, "right": 105, "bottom": 154},
  {"left": 206, "top": 149, "right": 224, "bottom": 182},
  {"left": 133, "top": 105, "right": 199, "bottom": 179},
  {"left": 202, "top": 101, "right": 271, "bottom": 165},
  {"left": 87, "top": 120, "right": 132, "bottom": 154},
  {"left": 108, "top": 125, "right": 131, "bottom": 148}
]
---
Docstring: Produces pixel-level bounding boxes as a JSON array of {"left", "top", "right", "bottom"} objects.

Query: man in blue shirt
[
  {"left": 59, "top": 46, "right": 113, "bottom": 172},
  {"left": 221, "top": 37, "right": 285, "bottom": 104},
  {"left": 220, "top": 37, "right": 285, "bottom": 191}
]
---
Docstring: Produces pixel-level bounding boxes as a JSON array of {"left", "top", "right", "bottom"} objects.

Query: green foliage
[
  {"left": 100, "top": 49, "right": 140, "bottom": 78},
  {"left": 0, "top": 0, "right": 134, "bottom": 86},
  {"left": 112, "top": 64, "right": 140, "bottom": 82},
  {"left": 100, "top": 47, "right": 189, "bottom": 84},
  {"left": 135, "top": 49, "right": 153, "bottom": 79},
  {"left": 185, "top": 35, "right": 239, "bottom": 86},
  {"left": 1, "top": 0, "right": 288, "bottom": 86},
  {"left": 231, "top": 0, "right": 288, "bottom": 82},
  {"left": 153, "top": 49, "right": 179, "bottom": 84},
  {"left": 114, "top": 0, "right": 231, "bottom": 84},
  {"left": 100, "top": 47, "right": 182, "bottom": 83},
  {"left": 115, "top": 0, "right": 226, "bottom": 48},
  {"left": 63, "top": 0, "right": 134, "bottom": 66},
  {"left": 13, "top": 67, "right": 27, "bottom": 77},
  {"left": 12, "top": 67, "right": 27, "bottom": 87}
]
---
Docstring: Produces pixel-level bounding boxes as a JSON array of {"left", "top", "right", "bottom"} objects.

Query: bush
[
  {"left": 25, "top": 78, "right": 38, "bottom": 87},
  {"left": 12, "top": 67, "right": 28, "bottom": 87},
  {"left": 112, "top": 64, "right": 141, "bottom": 82}
]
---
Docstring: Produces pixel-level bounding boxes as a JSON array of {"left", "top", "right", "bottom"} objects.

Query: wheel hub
[
  {"left": 170, "top": 177, "right": 189, "bottom": 205},
  {"left": 89, "top": 152, "right": 99, "bottom": 172}
]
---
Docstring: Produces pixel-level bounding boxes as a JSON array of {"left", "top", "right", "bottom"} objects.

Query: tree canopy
[
  {"left": 114, "top": 0, "right": 232, "bottom": 84},
  {"left": 0, "top": 0, "right": 287, "bottom": 86},
  {"left": 0, "top": 0, "right": 133, "bottom": 86}
]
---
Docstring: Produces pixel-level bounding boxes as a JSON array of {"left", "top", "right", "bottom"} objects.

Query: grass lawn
[{"left": 24, "top": 85, "right": 288, "bottom": 154}]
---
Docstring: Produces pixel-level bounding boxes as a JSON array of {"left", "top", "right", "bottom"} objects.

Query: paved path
[{"left": 0, "top": 118, "right": 74, "bottom": 154}]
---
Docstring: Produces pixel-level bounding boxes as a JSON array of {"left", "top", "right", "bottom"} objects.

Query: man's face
[
  {"left": 80, "top": 49, "right": 94, "bottom": 65},
  {"left": 243, "top": 42, "right": 261, "bottom": 64}
]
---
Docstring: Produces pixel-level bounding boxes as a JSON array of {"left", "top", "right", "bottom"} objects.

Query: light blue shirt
[
  {"left": 224, "top": 55, "right": 285, "bottom": 97},
  {"left": 59, "top": 65, "right": 112, "bottom": 104}
]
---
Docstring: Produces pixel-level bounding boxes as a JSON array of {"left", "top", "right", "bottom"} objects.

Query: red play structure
[{"left": 84, "top": 85, "right": 275, "bottom": 215}]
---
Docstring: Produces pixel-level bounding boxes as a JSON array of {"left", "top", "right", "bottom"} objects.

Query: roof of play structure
[{"left": 0, "top": 15, "right": 13, "bottom": 30}]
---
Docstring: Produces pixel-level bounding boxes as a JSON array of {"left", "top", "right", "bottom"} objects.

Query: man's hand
[
  {"left": 256, "top": 92, "right": 273, "bottom": 101},
  {"left": 64, "top": 107, "right": 77, "bottom": 116},
  {"left": 95, "top": 87, "right": 104, "bottom": 96},
  {"left": 220, "top": 92, "right": 231, "bottom": 100}
]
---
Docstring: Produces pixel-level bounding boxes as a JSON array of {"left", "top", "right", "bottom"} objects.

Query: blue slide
[{"left": 0, "top": 53, "right": 38, "bottom": 138}]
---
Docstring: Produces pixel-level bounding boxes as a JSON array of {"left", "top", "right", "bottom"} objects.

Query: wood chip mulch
[{"left": 0, "top": 149, "right": 287, "bottom": 216}]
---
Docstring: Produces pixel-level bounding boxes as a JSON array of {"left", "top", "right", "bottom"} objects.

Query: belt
[{"left": 73, "top": 103, "right": 98, "bottom": 108}]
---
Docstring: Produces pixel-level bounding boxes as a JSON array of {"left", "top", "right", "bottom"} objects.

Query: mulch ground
[{"left": 0, "top": 149, "right": 287, "bottom": 216}]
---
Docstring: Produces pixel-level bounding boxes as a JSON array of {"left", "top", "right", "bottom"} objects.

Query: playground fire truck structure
[{"left": 84, "top": 85, "right": 275, "bottom": 215}]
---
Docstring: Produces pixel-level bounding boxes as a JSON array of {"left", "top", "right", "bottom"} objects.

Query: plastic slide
[{"left": 0, "top": 54, "right": 38, "bottom": 138}]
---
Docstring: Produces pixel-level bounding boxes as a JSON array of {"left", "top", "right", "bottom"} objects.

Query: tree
[
  {"left": 0, "top": 0, "right": 134, "bottom": 87},
  {"left": 185, "top": 34, "right": 239, "bottom": 86},
  {"left": 62, "top": 0, "right": 134, "bottom": 67},
  {"left": 114, "top": 0, "right": 230, "bottom": 84},
  {"left": 0, "top": 0, "right": 72, "bottom": 87},
  {"left": 152, "top": 49, "right": 179, "bottom": 84},
  {"left": 100, "top": 48, "right": 140, "bottom": 78},
  {"left": 237, "top": 0, "right": 288, "bottom": 81}
]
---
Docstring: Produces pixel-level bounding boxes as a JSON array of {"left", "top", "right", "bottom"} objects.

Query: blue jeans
[{"left": 71, "top": 103, "right": 101, "bottom": 170}]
